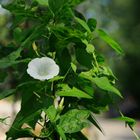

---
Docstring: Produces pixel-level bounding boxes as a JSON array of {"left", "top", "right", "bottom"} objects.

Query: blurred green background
[{"left": 0, "top": 0, "right": 140, "bottom": 118}]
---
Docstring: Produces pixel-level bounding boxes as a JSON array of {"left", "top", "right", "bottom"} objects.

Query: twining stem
[
  {"left": 93, "top": 52, "right": 99, "bottom": 71},
  {"left": 62, "top": 66, "right": 71, "bottom": 82},
  {"left": 132, "top": 130, "right": 140, "bottom": 140},
  {"left": 118, "top": 108, "right": 140, "bottom": 140}
]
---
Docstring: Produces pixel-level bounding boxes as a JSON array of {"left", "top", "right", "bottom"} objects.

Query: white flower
[{"left": 27, "top": 57, "right": 59, "bottom": 81}]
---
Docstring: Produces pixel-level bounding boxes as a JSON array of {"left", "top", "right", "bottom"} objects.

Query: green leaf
[
  {"left": 56, "top": 126, "right": 67, "bottom": 140},
  {"left": 97, "top": 29, "right": 124, "bottom": 55},
  {"left": 76, "top": 47, "right": 93, "bottom": 69},
  {"left": 0, "top": 47, "right": 26, "bottom": 68},
  {"left": 92, "top": 77, "right": 122, "bottom": 98},
  {"left": 13, "top": 27, "right": 22, "bottom": 43},
  {"left": 58, "top": 109, "right": 90, "bottom": 133},
  {"left": 56, "top": 84, "right": 93, "bottom": 99},
  {"left": 89, "top": 115, "right": 104, "bottom": 134},
  {"left": 6, "top": 89, "right": 53, "bottom": 139},
  {"left": 49, "top": 76, "right": 64, "bottom": 82},
  {"left": 80, "top": 73, "right": 122, "bottom": 98},
  {"left": 69, "top": 0, "right": 85, "bottom": 6},
  {"left": 35, "top": 0, "right": 48, "bottom": 6},
  {"left": 45, "top": 105, "right": 59, "bottom": 122},
  {"left": 6, "top": 128, "right": 35, "bottom": 140},
  {"left": 115, "top": 116, "right": 136, "bottom": 128},
  {"left": 21, "top": 25, "right": 45, "bottom": 47},
  {"left": 67, "top": 132, "right": 88, "bottom": 140},
  {"left": 87, "top": 18, "right": 97, "bottom": 32},
  {"left": 6, "top": 112, "right": 38, "bottom": 139},
  {"left": 74, "top": 75, "right": 94, "bottom": 97},
  {"left": 75, "top": 17, "right": 91, "bottom": 33},
  {"left": 48, "top": 0, "right": 66, "bottom": 15},
  {"left": 0, "top": 89, "right": 16, "bottom": 100},
  {"left": 57, "top": 48, "right": 71, "bottom": 75},
  {"left": 0, "top": 58, "right": 30, "bottom": 69},
  {"left": 96, "top": 54, "right": 105, "bottom": 64},
  {"left": 0, "top": 47, "right": 22, "bottom": 62},
  {"left": 71, "top": 62, "right": 77, "bottom": 73}
]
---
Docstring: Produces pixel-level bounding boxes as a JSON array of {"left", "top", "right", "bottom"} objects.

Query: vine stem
[
  {"left": 132, "top": 130, "right": 140, "bottom": 140},
  {"left": 117, "top": 106, "right": 140, "bottom": 140},
  {"left": 93, "top": 52, "right": 99, "bottom": 71},
  {"left": 62, "top": 66, "right": 71, "bottom": 82}
]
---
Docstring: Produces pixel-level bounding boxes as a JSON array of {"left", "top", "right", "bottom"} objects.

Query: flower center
[{"left": 37, "top": 65, "right": 49, "bottom": 76}]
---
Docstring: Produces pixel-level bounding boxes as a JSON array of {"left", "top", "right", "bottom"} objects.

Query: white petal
[
  {"left": 27, "top": 57, "right": 59, "bottom": 80},
  {"left": 47, "top": 64, "right": 59, "bottom": 76}
]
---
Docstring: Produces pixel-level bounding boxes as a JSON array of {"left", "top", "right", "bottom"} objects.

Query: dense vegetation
[{"left": 0, "top": 0, "right": 139, "bottom": 139}]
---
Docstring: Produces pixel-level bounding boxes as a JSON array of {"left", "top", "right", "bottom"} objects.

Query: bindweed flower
[{"left": 27, "top": 57, "right": 59, "bottom": 81}]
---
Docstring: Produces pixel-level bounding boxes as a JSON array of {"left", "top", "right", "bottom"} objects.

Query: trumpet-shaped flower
[{"left": 27, "top": 57, "right": 59, "bottom": 81}]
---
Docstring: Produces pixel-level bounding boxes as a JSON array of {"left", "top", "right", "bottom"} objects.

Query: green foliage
[
  {"left": 87, "top": 18, "right": 97, "bottom": 32},
  {"left": 0, "top": 47, "right": 22, "bottom": 68},
  {"left": 80, "top": 72, "right": 122, "bottom": 97},
  {"left": 75, "top": 17, "right": 91, "bottom": 33},
  {"left": 116, "top": 116, "right": 136, "bottom": 128},
  {"left": 56, "top": 84, "right": 93, "bottom": 99},
  {"left": 35, "top": 0, "right": 48, "bottom": 6},
  {"left": 45, "top": 105, "right": 59, "bottom": 122},
  {"left": 48, "top": 0, "right": 67, "bottom": 15},
  {"left": 58, "top": 109, "right": 90, "bottom": 133},
  {"left": 97, "top": 29, "right": 124, "bottom": 55},
  {"left": 0, "top": 0, "right": 131, "bottom": 140}
]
